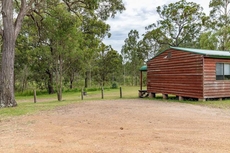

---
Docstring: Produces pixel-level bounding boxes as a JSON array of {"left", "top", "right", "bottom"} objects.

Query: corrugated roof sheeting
[{"left": 153, "top": 47, "right": 230, "bottom": 59}]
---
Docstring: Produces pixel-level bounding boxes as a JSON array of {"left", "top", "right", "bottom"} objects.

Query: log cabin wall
[
  {"left": 204, "top": 58, "right": 230, "bottom": 98},
  {"left": 147, "top": 49, "right": 204, "bottom": 99}
]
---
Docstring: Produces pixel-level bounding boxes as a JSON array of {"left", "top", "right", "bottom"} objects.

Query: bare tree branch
[
  {"left": 14, "top": 0, "right": 38, "bottom": 38},
  {"left": 27, "top": 10, "right": 45, "bottom": 43},
  {"left": 62, "top": 0, "right": 86, "bottom": 21},
  {"left": 0, "top": 28, "right": 3, "bottom": 36},
  {"left": 14, "top": 0, "right": 29, "bottom": 37}
]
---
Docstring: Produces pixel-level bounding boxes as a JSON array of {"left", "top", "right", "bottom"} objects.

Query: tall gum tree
[
  {"left": 0, "top": 0, "right": 34, "bottom": 107},
  {"left": 121, "top": 30, "right": 144, "bottom": 86},
  {"left": 0, "top": 0, "right": 125, "bottom": 107},
  {"left": 209, "top": 0, "right": 230, "bottom": 50},
  {"left": 145, "top": 0, "right": 206, "bottom": 49}
]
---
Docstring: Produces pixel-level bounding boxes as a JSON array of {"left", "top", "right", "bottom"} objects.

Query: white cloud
[{"left": 103, "top": 0, "right": 210, "bottom": 52}]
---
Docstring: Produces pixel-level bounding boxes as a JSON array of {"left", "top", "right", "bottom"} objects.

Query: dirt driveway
[{"left": 1, "top": 99, "right": 230, "bottom": 153}]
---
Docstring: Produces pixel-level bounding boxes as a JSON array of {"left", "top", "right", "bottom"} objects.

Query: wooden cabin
[{"left": 147, "top": 47, "right": 230, "bottom": 101}]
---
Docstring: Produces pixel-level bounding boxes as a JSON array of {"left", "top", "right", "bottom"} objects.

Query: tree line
[
  {"left": 0, "top": 0, "right": 125, "bottom": 107},
  {"left": 0, "top": 0, "right": 229, "bottom": 107}
]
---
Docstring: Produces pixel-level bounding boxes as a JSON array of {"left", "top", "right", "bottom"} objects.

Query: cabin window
[{"left": 216, "top": 63, "right": 230, "bottom": 80}]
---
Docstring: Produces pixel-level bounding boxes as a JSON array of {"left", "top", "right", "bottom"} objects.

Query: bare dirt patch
[{"left": 1, "top": 99, "right": 230, "bottom": 153}]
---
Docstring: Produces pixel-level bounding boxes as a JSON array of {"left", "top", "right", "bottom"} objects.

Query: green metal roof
[
  {"left": 144, "top": 47, "right": 230, "bottom": 70},
  {"left": 170, "top": 47, "right": 230, "bottom": 59},
  {"left": 140, "top": 65, "right": 147, "bottom": 71}
]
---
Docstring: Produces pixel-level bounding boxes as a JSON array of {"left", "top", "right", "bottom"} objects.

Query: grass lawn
[
  {"left": 153, "top": 94, "right": 230, "bottom": 109},
  {"left": 0, "top": 86, "right": 140, "bottom": 119},
  {"left": 1, "top": 86, "right": 230, "bottom": 119}
]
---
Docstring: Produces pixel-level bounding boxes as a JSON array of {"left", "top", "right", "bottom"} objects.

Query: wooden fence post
[
  {"left": 101, "top": 87, "right": 104, "bottom": 99},
  {"left": 33, "top": 89, "right": 37, "bottom": 103},
  {"left": 81, "top": 88, "right": 84, "bottom": 100},
  {"left": 120, "top": 87, "right": 122, "bottom": 98}
]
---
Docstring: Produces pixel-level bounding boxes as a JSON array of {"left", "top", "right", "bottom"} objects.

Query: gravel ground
[{"left": 1, "top": 99, "right": 230, "bottom": 153}]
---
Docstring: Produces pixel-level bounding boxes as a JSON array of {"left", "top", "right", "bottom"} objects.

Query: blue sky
[{"left": 103, "top": 0, "right": 210, "bottom": 52}]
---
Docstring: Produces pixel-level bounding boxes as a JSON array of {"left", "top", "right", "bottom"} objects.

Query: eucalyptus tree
[
  {"left": 15, "top": 31, "right": 34, "bottom": 92},
  {"left": 24, "top": 3, "right": 80, "bottom": 94},
  {"left": 0, "top": 0, "right": 125, "bottom": 107},
  {"left": 0, "top": 0, "right": 31, "bottom": 107},
  {"left": 38, "top": 4, "right": 82, "bottom": 101},
  {"left": 15, "top": 12, "right": 42, "bottom": 92},
  {"left": 198, "top": 32, "right": 218, "bottom": 50},
  {"left": 95, "top": 44, "right": 122, "bottom": 86},
  {"left": 121, "top": 30, "right": 144, "bottom": 86},
  {"left": 63, "top": 47, "right": 84, "bottom": 90},
  {"left": 140, "top": 32, "right": 162, "bottom": 60},
  {"left": 209, "top": 0, "right": 230, "bottom": 50},
  {"left": 145, "top": 0, "right": 206, "bottom": 49},
  {"left": 80, "top": 16, "right": 111, "bottom": 88}
]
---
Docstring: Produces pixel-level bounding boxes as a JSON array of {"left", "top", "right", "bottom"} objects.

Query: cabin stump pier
[
  {"left": 149, "top": 93, "right": 156, "bottom": 98},
  {"left": 199, "top": 98, "right": 206, "bottom": 102},
  {"left": 179, "top": 96, "right": 184, "bottom": 101},
  {"left": 162, "top": 94, "right": 168, "bottom": 100}
]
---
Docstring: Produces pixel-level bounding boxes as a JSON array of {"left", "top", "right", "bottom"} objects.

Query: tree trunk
[
  {"left": 132, "top": 75, "right": 134, "bottom": 86},
  {"left": 21, "top": 65, "right": 28, "bottom": 92},
  {"left": 56, "top": 56, "right": 63, "bottom": 101},
  {"left": 0, "top": 0, "right": 17, "bottom": 107},
  {"left": 70, "top": 80, "right": 73, "bottom": 89},
  {"left": 89, "top": 68, "right": 92, "bottom": 87},
  {"left": 69, "top": 72, "right": 74, "bottom": 89},
  {"left": 84, "top": 71, "right": 88, "bottom": 88},
  {"left": 46, "top": 70, "right": 55, "bottom": 94}
]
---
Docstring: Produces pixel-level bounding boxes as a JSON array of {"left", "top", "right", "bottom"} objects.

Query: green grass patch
[
  {"left": 0, "top": 86, "right": 140, "bottom": 119},
  {"left": 0, "top": 100, "right": 77, "bottom": 119},
  {"left": 152, "top": 94, "right": 230, "bottom": 109},
  {"left": 3, "top": 86, "right": 230, "bottom": 120},
  {"left": 188, "top": 100, "right": 230, "bottom": 109}
]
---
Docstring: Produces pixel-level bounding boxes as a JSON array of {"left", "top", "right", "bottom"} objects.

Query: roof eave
[{"left": 205, "top": 55, "right": 230, "bottom": 59}]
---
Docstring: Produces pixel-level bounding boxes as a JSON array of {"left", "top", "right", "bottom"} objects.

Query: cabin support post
[
  {"left": 199, "top": 98, "right": 206, "bottom": 102},
  {"left": 138, "top": 91, "right": 142, "bottom": 98},
  {"left": 219, "top": 98, "right": 222, "bottom": 101},
  {"left": 149, "top": 93, "right": 156, "bottom": 98},
  {"left": 140, "top": 71, "right": 143, "bottom": 91},
  {"left": 162, "top": 94, "right": 168, "bottom": 100},
  {"left": 179, "top": 96, "right": 184, "bottom": 101}
]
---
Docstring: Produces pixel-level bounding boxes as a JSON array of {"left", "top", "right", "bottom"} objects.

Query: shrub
[{"left": 111, "top": 82, "right": 118, "bottom": 89}]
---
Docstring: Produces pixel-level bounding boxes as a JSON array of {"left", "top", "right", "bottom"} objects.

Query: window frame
[{"left": 216, "top": 63, "right": 230, "bottom": 80}]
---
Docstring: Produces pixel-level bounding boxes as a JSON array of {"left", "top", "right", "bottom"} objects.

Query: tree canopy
[
  {"left": 0, "top": 0, "right": 125, "bottom": 107},
  {"left": 145, "top": 0, "right": 206, "bottom": 48},
  {"left": 1, "top": 0, "right": 230, "bottom": 108}
]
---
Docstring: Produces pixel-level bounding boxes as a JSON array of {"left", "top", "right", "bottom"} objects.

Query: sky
[{"left": 103, "top": 0, "right": 210, "bottom": 52}]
